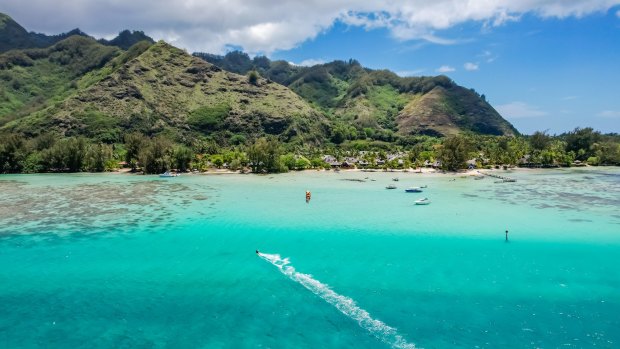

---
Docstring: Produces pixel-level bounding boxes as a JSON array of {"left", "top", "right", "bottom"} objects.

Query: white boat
[
  {"left": 415, "top": 197, "right": 431, "bottom": 205},
  {"left": 405, "top": 187, "right": 423, "bottom": 193},
  {"left": 392, "top": 177, "right": 399, "bottom": 181},
  {"left": 386, "top": 185, "right": 397, "bottom": 189},
  {"left": 159, "top": 171, "right": 179, "bottom": 178}
]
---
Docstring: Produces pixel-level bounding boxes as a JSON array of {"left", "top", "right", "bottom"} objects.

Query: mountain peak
[{"left": 99, "top": 30, "right": 154, "bottom": 50}]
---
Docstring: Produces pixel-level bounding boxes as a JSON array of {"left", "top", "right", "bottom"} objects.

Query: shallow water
[{"left": 1, "top": 168, "right": 619, "bottom": 348}]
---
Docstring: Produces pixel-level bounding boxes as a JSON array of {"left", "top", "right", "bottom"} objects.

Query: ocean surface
[{"left": 1, "top": 168, "right": 619, "bottom": 348}]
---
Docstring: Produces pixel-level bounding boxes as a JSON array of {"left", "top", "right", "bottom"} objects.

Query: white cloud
[
  {"left": 2, "top": 0, "right": 619, "bottom": 54},
  {"left": 598, "top": 110, "right": 620, "bottom": 118},
  {"left": 464, "top": 62, "right": 479, "bottom": 71},
  {"left": 291, "top": 58, "right": 326, "bottom": 67},
  {"left": 495, "top": 101, "right": 548, "bottom": 118},
  {"left": 478, "top": 50, "right": 498, "bottom": 63},
  {"left": 395, "top": 69, "right": 426, "bottom": 77},
  {"left": 436, "top": 65, "right": 455, "bottom": 73}
]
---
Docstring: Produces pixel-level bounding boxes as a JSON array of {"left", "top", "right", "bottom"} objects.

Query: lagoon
[{"left": 1, "top": 168, "right": 619, "bottom": 348}]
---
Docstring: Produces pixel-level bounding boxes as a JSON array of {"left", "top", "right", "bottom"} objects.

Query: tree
[
  {"left": 295, "top": 156, "right": 311, "bottom": 170},
  {"left": 248, "top": 70, "right": 259, "bottom": 86},
  {"left": 281, "top": 153, "right": 297, "bottom": 170},
  {"left": 124, "top": 132, "right": 146, "bottom": 170},
  {"left": 138, "top": 137, "right": 172, "bottom": 174},
  {"left": 173, "top": 146, "right": 193, "bottom": 172},
  {"left": 247, "top": 137, "right": 282, "bottom": 173},
  {"left": 437, "top": 135, "right": 470, "bottom": 171},
  {"left": 0, "top": 134, "right": 27, "bottom": 173},
  {"left": 65, "top": 138, "right": 87, "bottom": 172},
  {"left": 529, "top": 131, "right": 551, "bottom": 151},
  {"left": 211, "top": 154, "right": 224, "bottom": 168},
  {"left": 598, "top": 141, "right": 620, "bottom": 165},
  {"left": 564, "top": 127, "right": 601, "bottom": 161},
  {"left": 85, "top": 143, "right": 113, "bottom": 172}
]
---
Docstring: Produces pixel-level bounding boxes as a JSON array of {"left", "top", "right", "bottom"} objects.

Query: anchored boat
[
  {"left": 414, "top": 197, "right": 431, "bottom": 205},
  {"left": 405, "top": 187, "right": 423, "bottom": 193}
]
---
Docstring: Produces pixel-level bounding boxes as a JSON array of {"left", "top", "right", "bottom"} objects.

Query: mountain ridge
[
  {"left": 0, "top": 12, "right": 154, "bottom": 53},
  {"left": 194, "top": 51, "right": 518, "bottom": 138},
  {"left": 3, "top": 39, "right": 327, "bottom": 145},
  {"left": 1, "top": 12, "right": 518, "bottom": 149}
]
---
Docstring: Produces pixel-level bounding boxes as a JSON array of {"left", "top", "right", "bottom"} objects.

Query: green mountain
[
  {"left": 194, "top": 51, "right": 518, "bottom": 137},
  {"left": 1, "top": 13, "right": 516, "bottom": 150},
  {"left": 0, "top": 13, "right": 154, "bottom": 53},
  {"left": 0, "top": 36, "right": 121, "bottom": 125},
  {"left": 98, "top": 30, "right": 154, "bottom": 50},
  {"left": 0, "top": 13, "right": 91, "bottom": 53},
  {"left": 2, "top": 39, "right": 326, "bottom": 144}
]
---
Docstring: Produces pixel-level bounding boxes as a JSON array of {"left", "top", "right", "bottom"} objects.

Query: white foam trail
[{"left": 259, "top": 253, "right": 418, "bottom": 349}]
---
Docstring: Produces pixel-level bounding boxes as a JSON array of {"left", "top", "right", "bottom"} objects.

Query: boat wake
[{"left": 258, "top": 252, "right": 418, "bottom": 349}]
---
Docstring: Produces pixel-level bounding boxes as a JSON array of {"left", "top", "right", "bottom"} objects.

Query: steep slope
[
  {"left": 396, "top": 85, "right": 518, "bottom": 137},
  {"left": 0, "top": 13, "right": 154, "bottom": 53},
  {"left": 6, "top": 41, "right": 327, "bottom": 144},
  {"left": 0, "top": 36, "right": 120, "bottom": 125},
  {"left": 194, "top": 51, "right": 518, "bottom": 137},
  {"left": 0, "top": 13, "right": 91, "bottom": 53},
  {"left": 0, "top": 12, "right": 33, "bottom": 52}
]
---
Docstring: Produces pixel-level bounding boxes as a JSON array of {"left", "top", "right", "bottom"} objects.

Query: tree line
[{"left": 1, "top": 127, "right": 619, "bottom": 174}]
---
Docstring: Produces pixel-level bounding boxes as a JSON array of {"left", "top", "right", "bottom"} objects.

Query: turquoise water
[{"left": 1, "top": 168, "right": 619, "bottom": 348}]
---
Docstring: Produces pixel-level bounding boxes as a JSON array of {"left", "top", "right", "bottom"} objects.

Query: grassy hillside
[
  {"left": 5, "top": 41, "right": 327, "bottom": 144},
  {"left": 0, "top": 36, "right": 121, "bottom": 126},
  {"left": 1, "top": 12, "right": 516, "bottom": 150},
  {"left": 397, "top": 85, "right": 517, "bottom": 136},
  {"left": 195, "top": 51, "right": 518, "bottom": 137}
]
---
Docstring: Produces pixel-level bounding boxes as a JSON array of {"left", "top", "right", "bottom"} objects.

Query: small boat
[
  {"left": 392, "top": 177, "right": 399, "bottom": 181},
  {"left": 415, "top": 198, "right": 431, "bottom": 205},
  {"left": 386, "top": 185, "right": 397, "bottom": 189},
  {"left": 159, "top": 171, "right": 179, "bottom": 178},
  {"left": 405, "top": 187, "right": 423, "bottom": 193},
  {"left": 474, "top": 176, "right": 485, "bottom": 180}
]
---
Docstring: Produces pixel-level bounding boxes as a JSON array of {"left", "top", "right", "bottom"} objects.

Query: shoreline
[
  {"left": 2, "top": 164, "right": 612, "bottom": 178},
  {"left": 104, "top": 165, "right": 605, "bottom": 177}
]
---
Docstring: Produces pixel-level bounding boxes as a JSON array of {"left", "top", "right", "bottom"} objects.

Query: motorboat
[
  {"left": 414, "top": 197, "right": 431, "bottom": 205},
  {"left": 392, "top": 177, "right": 399, "bottom": 181},
  {"left": 159, "top": 171, "right": 179, "bottom": 177},
  {"left": 386, "top": 185, "right": 397, "bottom": 189},
  {"left": 405, "top": 187, "right": 423, "bottom": 193}
]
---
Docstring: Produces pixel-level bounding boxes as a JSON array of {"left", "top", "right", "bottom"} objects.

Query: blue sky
[
  {"left": 271, "top": 11, "right": 620, "bottom": 134},
  {"left": 2, "top": 0, "right": 619, "bottom": 134}
]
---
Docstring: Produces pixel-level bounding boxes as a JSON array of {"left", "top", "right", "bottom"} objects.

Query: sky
[{"left": 2, "top": 0, "right": 620, "bottom": 134}]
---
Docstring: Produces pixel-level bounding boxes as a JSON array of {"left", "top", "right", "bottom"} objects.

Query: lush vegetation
[
  {"left": 2, "top": 13, "right": 516, "bottom": 155},
  {"left": 193, "top": 51, "right": 518, "bottom": 137},
  {"left": 1, "top": 14, "right": 617, "bottom": 175},
  {"left": 1, "top": 128, "right": 618, "bottom": 174}
]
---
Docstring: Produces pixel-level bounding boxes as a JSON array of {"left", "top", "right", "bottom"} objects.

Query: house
[{"left": 322, "top": 155, "right": 341, "bottom": 168}]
